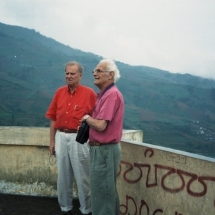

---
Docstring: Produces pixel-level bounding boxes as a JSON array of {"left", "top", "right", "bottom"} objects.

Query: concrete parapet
[
  {"left": 122, "top": 129, "right": 143, "bottom": 142},
  {"left": 0, "top": 126, "right": 50, "bottom": 146},
  {"left": 117, "top": 140, "right": 215, "bottom": 215},
  {"left": 0, "top": 126, "right": 57, "bottom": 196},
  {"left": 0, "top": 126, "right": 142, "bottom": 197},
  {"left": 0, "top": 126, "right": 215, "bottom": 214}
]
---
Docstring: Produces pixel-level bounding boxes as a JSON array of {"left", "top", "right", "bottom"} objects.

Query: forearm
[
  {"left": 50, "top": 120, "right": 56, "bottom": 142},
  {"left": 49, "top": 120, "right": 56, "bottom": 154},
  {"left": 83, "top": 115, "right": 107, "bottom": 131}
]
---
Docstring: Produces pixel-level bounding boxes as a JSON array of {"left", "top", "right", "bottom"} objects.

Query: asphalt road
[{"left": 0, "top": 194, "right": 82, "bottom": 215}]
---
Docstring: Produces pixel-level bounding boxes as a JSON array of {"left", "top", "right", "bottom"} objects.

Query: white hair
[{"left": 99, "top": 58, "right": 121, "bottom": 83}]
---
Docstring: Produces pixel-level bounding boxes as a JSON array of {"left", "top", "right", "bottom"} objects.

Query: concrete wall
[
  {"left": 0, "top": 126, "right": 58, "bottom": 196},
  {"left": 1, "top": 126, "right": 215, "bottom": 214},
  {"left": 0, "top": 126, "right": 143, "bottom": 197},
  {"left": 117, "top": 140, "right": 215, "bottom": 215}
]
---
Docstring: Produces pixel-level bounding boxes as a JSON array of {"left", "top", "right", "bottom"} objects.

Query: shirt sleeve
[{"left": 45, "top": 91, "right": 58, "bottom": 121}]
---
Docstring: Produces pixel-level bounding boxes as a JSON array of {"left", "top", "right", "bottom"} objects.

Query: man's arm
[
  {"left": 82, "top": 115, "right": 107, "bottom": 131},
  {"left": 49, "top": 120, "right": 56, "bottom": 155}
]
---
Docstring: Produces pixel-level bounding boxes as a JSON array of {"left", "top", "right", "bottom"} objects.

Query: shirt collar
[
  {"left": 67, "top": 84, "right": 81, "bottom": 95},
  {"left": 97, "top": 83, "right": 114, "bottom": 98}
]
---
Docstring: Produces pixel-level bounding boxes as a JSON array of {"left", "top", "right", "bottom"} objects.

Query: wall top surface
[
  {"left": 123, "top": 139, "right": 215, "bottom": 162},
  {"left": 0, "top": 126, "right": 143, "bottom": 146}
]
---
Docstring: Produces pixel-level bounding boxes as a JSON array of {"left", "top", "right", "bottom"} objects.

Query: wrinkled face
[
  {"left": 65, "top": 65, "right": 82, "bottom": 88},
  {"left": 93, "top": 62, "right": 113, "bottom": 89}
]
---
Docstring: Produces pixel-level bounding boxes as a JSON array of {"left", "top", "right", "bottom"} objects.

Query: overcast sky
[{"left": 0, "top": 0, "right": 215, "bottom": 79}]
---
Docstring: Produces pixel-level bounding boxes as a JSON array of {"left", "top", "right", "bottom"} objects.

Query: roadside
[{"left": 0, "top": 194, "right": 81, "bottom": 215}]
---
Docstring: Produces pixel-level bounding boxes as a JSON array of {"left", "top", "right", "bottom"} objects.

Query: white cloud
[{"left": 0, "top": 0, "right": 215, "bottom": 79}]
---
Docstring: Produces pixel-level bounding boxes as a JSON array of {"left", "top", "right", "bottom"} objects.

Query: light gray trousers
[{"left": 55, "top": 131, "right": 91, "bottom": 214}]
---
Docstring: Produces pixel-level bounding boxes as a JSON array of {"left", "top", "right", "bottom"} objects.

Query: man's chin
[
  {"left": 67, "top": 81, "right": 74, "bottom": 86},
  {"left": 94, "top": 80, "right": 99, "bottom": 86}
]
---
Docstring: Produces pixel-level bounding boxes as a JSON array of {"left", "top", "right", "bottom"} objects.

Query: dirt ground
[{"left": 0, "top": 194, "right": 82, "bottom": 215}]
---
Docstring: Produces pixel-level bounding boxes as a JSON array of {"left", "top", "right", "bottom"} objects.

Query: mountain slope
[{"left": 0, "top": 22, "right": 215, "bottom": 157}]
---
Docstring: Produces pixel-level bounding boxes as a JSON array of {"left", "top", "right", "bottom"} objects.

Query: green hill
[{"left": 0, "top": 22, "right": 215, "bottom": 158}]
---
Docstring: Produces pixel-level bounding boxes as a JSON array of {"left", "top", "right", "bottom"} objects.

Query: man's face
[
  {"left": 65, "top": 65, "right": 82, "bottom": 88},
  {"left": 93, "top": 62, "right": 112, "bottom": 89}
]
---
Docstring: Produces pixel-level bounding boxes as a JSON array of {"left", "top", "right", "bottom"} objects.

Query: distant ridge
[{"left": 0, "top": 22, "right": 215, "bottom": 157}]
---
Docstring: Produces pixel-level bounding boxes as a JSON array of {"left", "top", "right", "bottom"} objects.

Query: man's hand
[
  {"left": 49, "top": 142, "right": 55, "bottom": 155},
  {"left": 81, "top": 114, "right": 90, "bottom": 122},
  {"left": 81, "top": 115, "right": 107, "bottom": 131}
]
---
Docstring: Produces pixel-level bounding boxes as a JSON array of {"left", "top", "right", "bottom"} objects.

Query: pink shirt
[{"left": 89, "top": 85, "right": 124, "bottom": 143}]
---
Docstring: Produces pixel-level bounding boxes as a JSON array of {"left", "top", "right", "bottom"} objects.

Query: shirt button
[
  {"left": 65, "top": 121, "right": 67, "bottom": 123},
  {"left": 66, "top": 112, "right": 68, "bottom": 114}
]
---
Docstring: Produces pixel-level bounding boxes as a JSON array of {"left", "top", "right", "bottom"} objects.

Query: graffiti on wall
[
  {"left": 120, "top": 195, "right": 182, "bottom": 215},
  {"left": 118, "top": 148, "right": 215, "bottom": 214}
]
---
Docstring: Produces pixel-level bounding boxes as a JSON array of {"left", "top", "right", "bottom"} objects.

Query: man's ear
[{"left": 108, "top": 71, "right": 114, "bottom": 80}]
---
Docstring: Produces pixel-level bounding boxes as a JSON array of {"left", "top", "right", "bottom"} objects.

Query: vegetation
[{"left": 0, "top": 22, "right": 215, "bottom": 158}]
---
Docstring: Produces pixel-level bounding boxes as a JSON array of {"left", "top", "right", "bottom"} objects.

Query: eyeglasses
[{"left": 92, "top": 69, "right": 108, "bottom": 74}]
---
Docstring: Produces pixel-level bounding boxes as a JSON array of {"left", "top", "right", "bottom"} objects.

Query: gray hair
[
  {"left": 100, "top": 58, "right": 121, "bottom": 83},
  {"left": 65, "top": 61, "right": 83, "bottom": 74}
]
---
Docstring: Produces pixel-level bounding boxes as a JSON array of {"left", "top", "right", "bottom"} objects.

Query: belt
[
  {"left": 88, "top": 141, "right": 117, "bottom": 146},
  {"left": 59, "top": 129, "right": 77, "bottom": 133}
]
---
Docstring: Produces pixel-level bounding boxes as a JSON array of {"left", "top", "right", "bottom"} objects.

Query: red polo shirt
[{"left": 46, "top": 85, "right": 97, "bottom": 129}]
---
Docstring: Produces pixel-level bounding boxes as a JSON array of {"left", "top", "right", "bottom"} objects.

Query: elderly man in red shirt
[
  {"left": 46, "top": 61, "right": 96, "bottom": 215},
  {"left": 82, "top": 59, "right": 124, "bottom": 215}
]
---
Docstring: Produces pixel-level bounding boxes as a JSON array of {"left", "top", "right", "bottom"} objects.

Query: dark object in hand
[{"left": 76, "top": 120, "right": 90, "bottom": 144}]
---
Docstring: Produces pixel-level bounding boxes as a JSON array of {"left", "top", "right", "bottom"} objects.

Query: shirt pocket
[{"left": 73, "top": 105, "right": 86, "bottom": 119}]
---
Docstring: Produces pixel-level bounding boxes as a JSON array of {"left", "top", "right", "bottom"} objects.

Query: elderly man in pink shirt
[{"left": 82, "top": 58, "right": 124, "bottom": 215}]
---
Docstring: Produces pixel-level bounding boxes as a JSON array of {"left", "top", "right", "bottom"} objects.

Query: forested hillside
[{"left": 0, "top": 22, "right": 215, "bottom": 158}]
